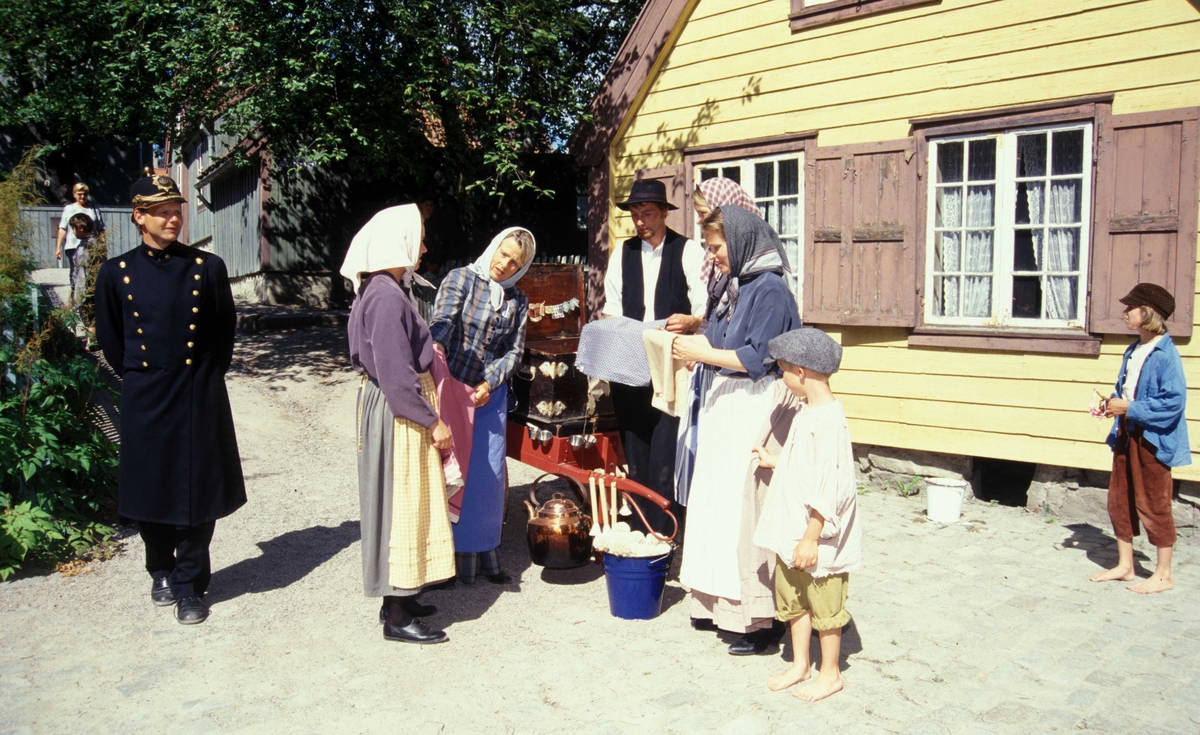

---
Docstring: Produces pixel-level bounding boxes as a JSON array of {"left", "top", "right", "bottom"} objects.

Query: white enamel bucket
[{"left": 925, "top": 478, "right": 968, "bottom": 523}]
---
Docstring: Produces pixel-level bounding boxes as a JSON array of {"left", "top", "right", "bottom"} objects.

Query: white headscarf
[
  {"left": 339, "top": 204, "right": 433, "bottom": 294},
  {"left": 466, "top": 226, "right": 536, "bottom": 311}
]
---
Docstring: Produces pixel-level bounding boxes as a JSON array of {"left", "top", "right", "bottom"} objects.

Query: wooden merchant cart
[{"left": 507, "top": 264, "right": 678, "bottom": 541}]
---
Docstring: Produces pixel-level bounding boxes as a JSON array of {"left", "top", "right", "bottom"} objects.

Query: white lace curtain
[
  {"left": 937, "top": 185, "right": 993, "bottom": 318},
  {"left": 1017, "top": 131, "right": 1080, "bottom": 321}
]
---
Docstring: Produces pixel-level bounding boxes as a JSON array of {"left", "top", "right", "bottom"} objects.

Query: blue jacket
[{"left": 1107, "top": 334, "right": 1191, "bottom": 467}]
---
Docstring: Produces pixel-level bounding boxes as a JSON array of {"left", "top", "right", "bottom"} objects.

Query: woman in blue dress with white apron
[{"left": 429, "top": 227, "right": 535, "bottom": 584}]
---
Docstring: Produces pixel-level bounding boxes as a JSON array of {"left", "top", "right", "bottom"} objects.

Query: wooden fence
[{"left": 19, "top": 206, "right": 139, "bottom": 268}]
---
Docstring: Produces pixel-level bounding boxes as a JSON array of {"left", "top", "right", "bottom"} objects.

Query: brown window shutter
[
  {"left": 804, "top": 154, "right": 848, "bottom": 324},
  {"left": 1088, "top": 107, "right": 1199, "bottom": 336},
  {"left": 805, "top": 143, "right": 918, "bottom": 326},
  {"left": 633, "top": 164, "right": 688, "bottom": 234}
]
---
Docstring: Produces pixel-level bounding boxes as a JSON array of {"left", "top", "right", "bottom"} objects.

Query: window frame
[
  {"left": 686, "top": 132, "right": 816, "bottom": 309},
  {"left": 693, "top": 150, "right": 806, "bottom": 306},
  {"left": 909, "top": 96, "right": 1113, "bottom": 354},
  {"left": 923, "top": 122, "right": 1094, "bottom": 331},
  {"left": 790, "top": 0, "right": 940, "bottom": 32}
]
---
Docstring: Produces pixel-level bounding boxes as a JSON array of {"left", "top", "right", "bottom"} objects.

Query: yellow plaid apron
[{"left": 386, "top": 371, "right": 455, "bottom": 589}]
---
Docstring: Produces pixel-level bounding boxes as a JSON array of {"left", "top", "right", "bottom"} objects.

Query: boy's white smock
[{"left": 753, "top": 400, "right": 862, "bottom": 578}]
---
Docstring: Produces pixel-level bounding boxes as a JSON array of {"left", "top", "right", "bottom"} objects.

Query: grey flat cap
[{"left": 769, "top": 328, "right": 842, "bottom": 375}]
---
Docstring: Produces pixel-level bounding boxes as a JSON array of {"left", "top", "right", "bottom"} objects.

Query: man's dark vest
[{"left": 620, "top": 228, "right": 691, "bottom": 321}]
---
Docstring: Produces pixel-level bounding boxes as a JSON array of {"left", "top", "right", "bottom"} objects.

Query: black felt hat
[
  {"left": 1119, "top": 283, "right": 1175, "bottom": 319},
  {"left": 617, "top": 179, "right": 678, "bottom": 211},
  {"left": 130, "top": 168, "right": 186, "bottom": 209}
]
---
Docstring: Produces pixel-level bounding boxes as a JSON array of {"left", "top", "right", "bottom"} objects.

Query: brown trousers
[{"left": 1108, "top": 420, "right": 1177, "bottom": 548}]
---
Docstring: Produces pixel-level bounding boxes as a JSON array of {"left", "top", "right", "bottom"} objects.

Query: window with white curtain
[
  {"left": 696, "top": 153, "right": 803, "bottom": 303},
  {"left": 925, "top": 123, "right": 1092, "bottom": 328}
]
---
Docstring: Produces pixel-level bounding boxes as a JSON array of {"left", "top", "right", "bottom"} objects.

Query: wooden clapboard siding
[{"left": 606, "top": 0, "right": 1200, "bottom": 478}]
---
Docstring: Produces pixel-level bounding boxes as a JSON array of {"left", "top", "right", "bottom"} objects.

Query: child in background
[
  {"left": 67, "top": 213, "right": 100, "bottom": 349},
  {"left": 1091, "top": 283, "right": 1188, "bottom": 594},
  {"left": 752, "top": 327, "right": 861, "bottom": 701}
]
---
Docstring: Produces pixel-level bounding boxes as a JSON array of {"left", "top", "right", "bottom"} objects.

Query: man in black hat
[
  {"left": 602, "top": 179, "right": 706, "bottom": 532},
  {"left": 94, "top": 171, "right": 246, "bottom": 625}
]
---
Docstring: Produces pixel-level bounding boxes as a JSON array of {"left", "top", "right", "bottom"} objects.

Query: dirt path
[{"left": 2, "top": 326, "right": 1198, "bottom": 734}]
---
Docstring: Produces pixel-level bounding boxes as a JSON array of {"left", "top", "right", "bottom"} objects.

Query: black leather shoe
[
  {"left": 383, "top": 617, "right": 448, "bottom": 644},
  {"left": 728, "top": 621, "right": 786, "bottom": 656},
  {"left": 174, "top": 596, "right": 209, "bottom": 625},
  {"left": 151, "top": 576, "right": 175, "bottom": 607},
  {"left": 690, "top": 617, "right": 718, "bottom": 632},
  {"left": 483, "top": 571, "right": 513, "bottom": 585},
  {"left": 379, "top": 597, "right": 437, "bottom": 623}
]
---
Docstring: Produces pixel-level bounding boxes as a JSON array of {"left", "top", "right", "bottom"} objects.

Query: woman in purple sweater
[{"left": 342, "top": 204, "right": 455, "bottom": 644}]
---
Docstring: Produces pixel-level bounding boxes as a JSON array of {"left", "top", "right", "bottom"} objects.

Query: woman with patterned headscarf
[
  {"left": 343, "top": 204, "right": 455, "bottom": 645},
  {"left": 429, "top": 227, "right": 536, "bottom": 585},
  {"left": 671, "top": 205, "right": 801, "bottom": 656}
]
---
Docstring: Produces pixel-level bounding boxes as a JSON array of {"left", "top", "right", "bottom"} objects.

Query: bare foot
[
  {"left": 794, "top": 673, "right": 843, "bottom": 701},
  {"left": 1127, "top": 573, "right": 1174, "bottom": 594},
  {"left": 767, "top": 665, "right": 810, "bottom": 692},
  {"left": 1090, "top": 566, "right": 1135, "bottom": 582}
]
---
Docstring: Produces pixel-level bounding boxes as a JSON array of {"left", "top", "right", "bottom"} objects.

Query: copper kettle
[{"left": 524, "top": 477, "right": 593, "bottom": 569}]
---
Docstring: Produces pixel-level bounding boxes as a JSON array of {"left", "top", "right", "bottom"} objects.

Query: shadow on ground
[
  {"left": 207, "top": 521, "right": 359, "bottom": 605},
  {"left": 778, "top": 619, "right": 865, "bottom": 672},
  {"left": 1061, "top": 523, "right": 1151, "bottom": 574},
  {"left": 229, "top": 326, "right": 352, "bottom": 384}
]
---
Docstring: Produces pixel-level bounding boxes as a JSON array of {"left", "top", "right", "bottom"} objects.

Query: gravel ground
[{"left": 2, "top": 325, "right": 1199, "bottom": 734}]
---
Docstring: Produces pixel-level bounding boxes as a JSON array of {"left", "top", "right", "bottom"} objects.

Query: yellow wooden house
[{"left": 573, "top": 0, "right": 1200, "bottom": 488}]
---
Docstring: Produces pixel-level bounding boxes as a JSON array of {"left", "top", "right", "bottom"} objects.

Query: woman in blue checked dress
[{"left": 429, "top": 227, "right": 535, "bottom": 584}]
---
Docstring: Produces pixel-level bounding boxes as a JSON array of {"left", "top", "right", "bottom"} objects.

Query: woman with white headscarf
[
  {"left": 429, "top": 227, "right": 536, "bottom": 585},
  {"left": 671, "top": 205, "right": 801, "bottom": 656},
  {"left": 343, "top": 204, "right": 455, "bottom": 645}
]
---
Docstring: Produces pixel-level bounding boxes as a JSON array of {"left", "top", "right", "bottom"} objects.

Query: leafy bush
[{"left": 0, "top": 148, "right": 119, "bottom": 580}]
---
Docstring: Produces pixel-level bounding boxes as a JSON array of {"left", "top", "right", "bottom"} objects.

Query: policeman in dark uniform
[{"left": 94, "top": 171, "right": 246, "bottom": 625}]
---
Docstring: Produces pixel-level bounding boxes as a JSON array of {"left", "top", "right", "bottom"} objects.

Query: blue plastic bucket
[{"left": 602, "top": 551, "right": 673, "bottom": 620}]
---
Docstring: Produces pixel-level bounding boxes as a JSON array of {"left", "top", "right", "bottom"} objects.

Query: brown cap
[{"left": 1119, "top": 282, "right": 1175, "bottom": 319}]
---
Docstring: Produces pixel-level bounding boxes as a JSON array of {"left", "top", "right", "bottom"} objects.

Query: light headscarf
[
  {"left": 339, "top": 204, "right": 432, "bottom": 294},
  {"left": 698, "top": 177, "right": 760, "bottom": 219},
  {"left": 467, "top": 226, "right": 537, "bottom": 312},
  {"left": 714, "top": 205, "right": 789, "bottom": 321}
]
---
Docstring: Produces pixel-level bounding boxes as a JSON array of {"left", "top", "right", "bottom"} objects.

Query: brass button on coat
[
  {"left": 141, "top": 361, "right": 148, "bottom": 367},
  {"left": 187, "top": 342, "right": 194, "bottom": 348},
  {"left": 195, "top": 257, "right": 203, "bottom": 264},
  {"left": 194, "top": 274, "right": 201, "bottom": 281},
  {"left": 192, "top": 307, "right": 199, "bottom": 313},
  {"left": 140, "top": 345, "right": 146, "bottom": 351},
  {"left": 137, "top": 328, "right": 143, "bottom": 334},
  {"left": 127, "top": 294, "right": 133, "bottom": 301},
  {"left": 123, "top": 276, "right": 130, "bottom": 284},
  {"left": 119, "top": 261, "right": 126, "bottom": 269},
  {"left": 185, "top": 359, "right": 192, "bottom": 365},
  {"left": 189, "top": 324, "right": 196, "bottom": 330},
  {"left": 192, "top": 290, "right": 199, "bottom": 296},
  {"left": 133, "top": 311, "right": 139, "bottom": 318}
]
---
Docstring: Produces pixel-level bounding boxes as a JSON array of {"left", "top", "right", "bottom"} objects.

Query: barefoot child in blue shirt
[{"left": 752, "top": 327, "right": 862, "bottom": 701}]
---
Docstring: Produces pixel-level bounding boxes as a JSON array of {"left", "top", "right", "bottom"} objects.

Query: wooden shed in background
[{"left": 573, "top": 0, "right": 1200, "bottom": 493}]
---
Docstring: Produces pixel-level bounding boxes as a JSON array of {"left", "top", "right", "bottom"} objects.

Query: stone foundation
[{"left": 853, "top": 444, "right": 1199, "bottom": 537}]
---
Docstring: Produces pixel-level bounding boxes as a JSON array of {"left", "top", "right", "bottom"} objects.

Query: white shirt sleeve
[
  {"left": 602, "top": 244, "right": 624, "bottom": 318},
  {"left": 681, "top": 238, "right": 707, "bottom": 318},
  {"left": 59, "top": 204, "right": 74, "bottom": 232}
]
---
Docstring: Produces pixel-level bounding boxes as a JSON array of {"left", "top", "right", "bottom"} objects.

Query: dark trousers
[
  {"left": 610, "top": 384, "right": 684, "bottom": 539},
  {"left": 1109, "top": 421, "right": 1177, "bottom": 547},
  {"left": 139, "top": 521, "right": 217, "bottom": 598}
]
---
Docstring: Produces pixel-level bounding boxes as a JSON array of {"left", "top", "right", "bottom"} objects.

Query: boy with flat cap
[
  {"left": 94, "top": 171, "right": 246, "bottom": 624},
  {"left": 1091, "top": 282, "right": 1188, "bottom": 594},
  {"left": 752, "top": 327, "right": 861, "bottom": 702}
]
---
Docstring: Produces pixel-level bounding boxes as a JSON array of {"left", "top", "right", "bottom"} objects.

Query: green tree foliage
[
  {"left": 0, "top": 150, "right": 119, "bottom": 580},
  {"left": 0, "top": 0, "right": 639, "bottom": 202}
]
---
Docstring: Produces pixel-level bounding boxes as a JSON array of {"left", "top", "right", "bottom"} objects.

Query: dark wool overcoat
[{"left": 94, "top": 241, "right": 246, "bottom": 526}]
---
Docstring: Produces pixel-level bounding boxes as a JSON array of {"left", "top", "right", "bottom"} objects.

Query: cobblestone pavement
[{"left": 1, "top": 327, "right": 1197, "bottom": 735}]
